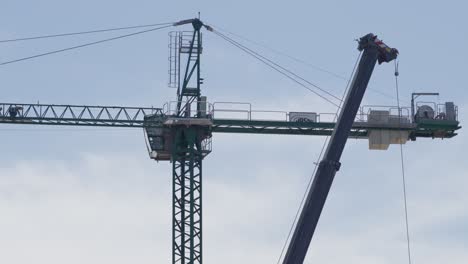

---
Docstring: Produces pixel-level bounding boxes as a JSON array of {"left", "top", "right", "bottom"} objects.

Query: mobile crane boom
[{"left": 282, "top": 34, "right": 399, "bottom": 264}]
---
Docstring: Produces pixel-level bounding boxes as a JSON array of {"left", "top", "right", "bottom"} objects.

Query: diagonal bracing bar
[{"left": 172, "top": 127, "right": 203, "bottom": 264}]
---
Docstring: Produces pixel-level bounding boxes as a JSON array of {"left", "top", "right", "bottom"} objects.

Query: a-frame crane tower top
[{"left": 0, "top": 18, "right": 461, "bottom": 264}]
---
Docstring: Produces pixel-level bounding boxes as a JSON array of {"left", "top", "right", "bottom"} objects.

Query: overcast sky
[{"left": 0, "top": 0, "right": 467, "bottom": 263}]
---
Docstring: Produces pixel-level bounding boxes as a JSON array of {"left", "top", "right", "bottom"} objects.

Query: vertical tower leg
[
  {"left": 171, "top": 19, "right": 206, "bottom": 264},
  {"left": 172, "top": 128, "right": 203, "bottom": 264}
]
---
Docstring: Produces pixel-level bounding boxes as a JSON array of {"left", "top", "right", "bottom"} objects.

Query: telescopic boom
[{"left": 282, "top": 33, "right": 398, "bottom": 264}]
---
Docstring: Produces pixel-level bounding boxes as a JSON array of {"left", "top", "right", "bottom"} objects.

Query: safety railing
[
  {"left": 213, "top": 102, "right": 303, "bottom": 122},
  {"left": 358, "top": 105, "right": 412, "bottom": 123},
  {"left": 168, "top": 31, "right": 181, "bottom": 89},
  {"left": 437, "top": 103, "right": 458, "bottom": 121},
  {"left": 163, "top": 101, "right": 214, "bottom": 118},
  {"left": 201, "top": 137, "right": 212, "bottom": 155},
  {"left": 316, "top": 113, "right": 339, "bottom": 123},
  {"left": 178, "top": 31, "right": 202, "bottom": 54},
  {"left": 416, "top": 101, "right": 458, "bottom": 121},
  {"left": 212, "top": 102, "right": 252, "bottom": 120},
  {"left": 212, "top": 102, "right": 414, "bottom": 124}
]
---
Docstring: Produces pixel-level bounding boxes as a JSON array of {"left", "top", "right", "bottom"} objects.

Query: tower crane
[{"left": 0, "top": 18, "right": 461, "bottom": 264}]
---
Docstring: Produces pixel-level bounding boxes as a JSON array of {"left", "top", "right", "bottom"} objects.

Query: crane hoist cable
[
  {"left": 210, "top": 28, "right": 342, "bottom": 109},
  {"left": 275, "top": 51, "right": 362, "bottom": 264},
  {"left": 394, "top": 60, "right": 413, "bottom": 264},
  {"left": 0, "top": 24, "right": 173, "bottom": 66},
  {"left": 0, "top": 22, "right": 174, "bottom": 43}
]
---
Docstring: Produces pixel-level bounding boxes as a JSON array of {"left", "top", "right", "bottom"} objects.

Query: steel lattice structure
[
  {"left": 0, "top": 102, "right": 459, "bottom": 138},
  {"left": 172, "top": 127, "right": 203, "bottom": 263}
]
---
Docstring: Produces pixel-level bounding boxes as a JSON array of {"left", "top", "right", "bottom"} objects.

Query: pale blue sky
[{"left": 0, "top": 1, "right": 466, "bottom": 263}]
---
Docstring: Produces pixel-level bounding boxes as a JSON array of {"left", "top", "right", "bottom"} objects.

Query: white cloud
[{"left": 0, "top": 137, "right": 466, "bottom": 264}]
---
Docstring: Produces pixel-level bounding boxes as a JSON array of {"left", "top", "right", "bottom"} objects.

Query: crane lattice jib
[{"left": 0, "top": 102, "right": 459, "bottom": 138}]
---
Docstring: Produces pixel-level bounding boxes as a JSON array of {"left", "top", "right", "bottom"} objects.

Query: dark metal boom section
[
  {"left": 169, "top": 18, "right": 209, "bottom": 264},
  {"left": 282, "top": 34, "right": 399, "bottom": 264},
  {"left": 172, "top": 127, "right": 205, "bottom": 264},
  {"left": 175, "top": 19, "right": 204, "bottom": 117}
]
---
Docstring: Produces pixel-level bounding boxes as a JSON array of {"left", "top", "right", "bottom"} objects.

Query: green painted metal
[
  {"left": 172, "top": 126, "right": 203, "bottom": 264},
  {"left": 1, "top": 102, "right": 459, "bottom": 140},
  {"left": 212, "top": 126, "right": 368, "bottom": 137},
  {"left": 211, "top": 118, "right": 460, "bottom": 139},
  {"left": 171, "top": 19, "right": 205, "bottom": 264},
  {"left": 0, "top": 114, "right": 460, "bottom": 139},
  {"left": 411, "top": 119, "right": 460, "bottom": 139},
  {"left": 416, "top": 119, "right": 460, "bottom": 129}
]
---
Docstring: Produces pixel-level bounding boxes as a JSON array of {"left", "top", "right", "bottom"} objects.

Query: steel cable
[
  {"left": 212, "top": 25, "right": 347, "bottom": 81},
  {"left": 211, "top": 29, "right": 342, "bottom": 109},
  {"left": 213, "top": 29, "right": 342, "bottom": 103},
  {"left": 0, "top": 24, "right": 173, "bottom": 66},
  {"left": 394, "top": 61, "right": 413, "bottom": 264},
  {"left": 212, "top": 26, "right": 404, "bottom": 104},
  {"left": 0, "top": 22, "right": 174, "bottom": 43}
]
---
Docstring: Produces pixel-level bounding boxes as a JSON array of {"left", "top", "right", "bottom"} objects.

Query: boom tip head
[{"left": 358, "top": 33, "right": 398, "bottom": 64}]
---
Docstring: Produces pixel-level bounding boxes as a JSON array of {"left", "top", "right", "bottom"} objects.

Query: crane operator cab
[{"left": 143, "top": 98, "right": 213, "bottom": 162}]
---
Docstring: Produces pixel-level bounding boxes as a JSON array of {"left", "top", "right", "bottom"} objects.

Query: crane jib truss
[{"left": 0, "top": 102, "right": 460, "bottom": 138}]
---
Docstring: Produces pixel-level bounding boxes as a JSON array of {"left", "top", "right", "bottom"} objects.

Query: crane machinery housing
[{"left": 0, "top": 18, "right": 461, "bottom": 264}]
